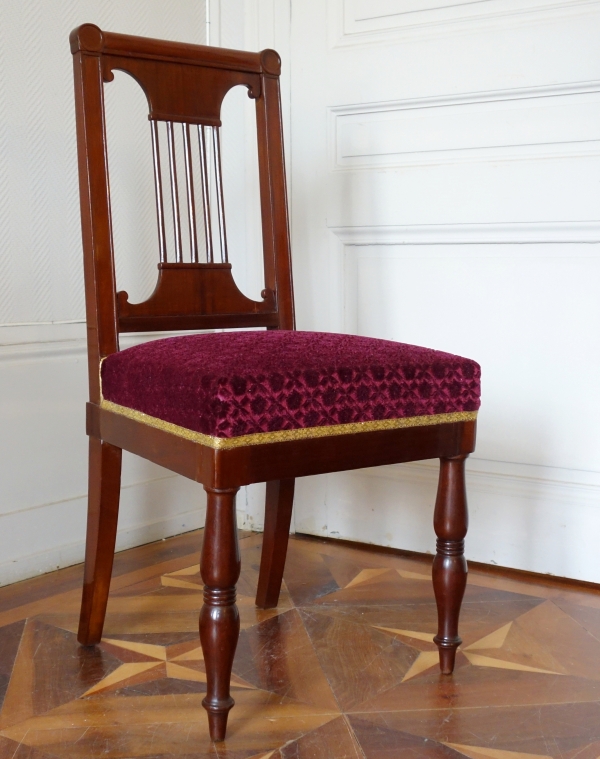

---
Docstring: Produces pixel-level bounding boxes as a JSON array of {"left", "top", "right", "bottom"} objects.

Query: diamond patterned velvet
[{"left": 101, "top": 331, "right": 481, "bottom": 439}]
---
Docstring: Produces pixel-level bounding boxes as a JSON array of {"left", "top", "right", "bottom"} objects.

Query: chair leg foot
[
  {"left": 200, "top": 486, "right": 241, "bottom": 743},
  {"left": 432, "top": 455, "right": 468, "bottom": 675},
  {"left": 256, "top": 479, "right": 295, "bottom": 609},
  {"left": 204, "top": 701, "right": 234, "bottom": 743},
  {"left": 437, "top": 641, "right": 458, "bottom": 675},
  {"left": 78, "top": 438, "right": 122, "bottom": 646}
]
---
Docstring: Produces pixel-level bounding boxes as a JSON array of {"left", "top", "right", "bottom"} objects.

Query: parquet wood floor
[{"left": 0, "top": 529, "right": 599, "bottom": 758}]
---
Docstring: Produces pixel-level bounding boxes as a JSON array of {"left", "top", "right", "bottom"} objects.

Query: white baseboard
[
  {"left": 0, "top": 474, "right": 206, "bottom": 588},
  {"left": 294, "top": 460, "right": 600, "bottom": 584},
  {"left": 0, "top": 323, "right": 213, "bottom": 588}
]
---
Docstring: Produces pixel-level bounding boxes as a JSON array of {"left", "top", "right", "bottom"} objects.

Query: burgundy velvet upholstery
[{"left": 101, "top": 331, "right": 480, "bottom": 439}]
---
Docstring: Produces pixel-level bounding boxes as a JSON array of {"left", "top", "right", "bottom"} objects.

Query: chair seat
[{"left": 101, "top": 331, "right": 480, "bottom": 447}]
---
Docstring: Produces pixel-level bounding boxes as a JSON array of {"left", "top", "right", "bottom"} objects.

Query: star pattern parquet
[{"left": 0, "top": 529, "right": 599, "bottom": 758}]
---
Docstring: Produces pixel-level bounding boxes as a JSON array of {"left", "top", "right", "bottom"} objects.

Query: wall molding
[
  {"left": 295, "top": 459, "right": 600, "bottom": 582},
  {"left": 0, "top": 320, "right": 85, "bottom": 347},
  {"left": 365, "top": 458, "right": 600, "bottom": 508},
  {"left": 329, "top": 221, "right": 600, "bottom": 246},
  {"left": 328, "top": 221, "right": 600, "bottom": 337},
  {"left": 330, "top": 79, "right": 600, "bottom": 116},
  {"left": 329, "top": 80, "right": 600, "bottom": 170},
  {"left": 326, "top": 222, "right": 600, "bottom": 335},
  {"left": 311, "top": 458, "right": 600, "bottom": 582},
  {"left": 0, "top": 323, "right": 211, "bottom": 362},
  {"left": 330, "top": 0, "right": 600, "bottom": 47}
]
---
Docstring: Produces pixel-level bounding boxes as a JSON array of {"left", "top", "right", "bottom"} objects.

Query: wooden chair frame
[{"left": 70, "top": 24, "right": 476, "bottom": 742}]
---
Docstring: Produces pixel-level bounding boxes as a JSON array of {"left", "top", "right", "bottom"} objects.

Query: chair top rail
[{"left": 69, "top": 24, "right": 280, "bottom": 77}]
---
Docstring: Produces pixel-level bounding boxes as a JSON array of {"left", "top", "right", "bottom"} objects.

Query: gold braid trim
[{"left": 100, "top": 399, "right": 477, "bottom": 450}]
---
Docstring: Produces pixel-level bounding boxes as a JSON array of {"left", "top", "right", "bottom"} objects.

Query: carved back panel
[{"left": 70, "top": 25, "right": 294, "bottom": 402}]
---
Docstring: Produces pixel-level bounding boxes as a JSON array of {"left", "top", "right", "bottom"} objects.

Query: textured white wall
[
  {"left": 0, "top": 0, "right": 210, "bottom": 586},
  {"left": 0, "top": 0, "right": 208, "bottom": 325}
]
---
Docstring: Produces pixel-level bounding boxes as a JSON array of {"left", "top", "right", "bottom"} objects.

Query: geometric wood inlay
[{"left": 0, "top": 530, "right": 598, "bottom": 758}]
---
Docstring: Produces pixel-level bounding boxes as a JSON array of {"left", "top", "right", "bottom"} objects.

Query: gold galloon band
[{"left": 99, "top": 399, "right": 477, "bottom": 450}]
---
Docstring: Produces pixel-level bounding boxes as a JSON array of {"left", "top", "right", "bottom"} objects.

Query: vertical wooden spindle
[
  {"left": 150, "top": 120, "right": 167, "bottom": 262},
  {"left": 212, "top": 126, "right": 228, "bottom": 263},
  {"left": 197, "top": 125, "right": 214, "bottom": 263},
  {"left": 166, "top": 121, "right": 183, "bottom": 263},
  {"left": 182, "top": 123, "right": 198, "bottom": 262}
]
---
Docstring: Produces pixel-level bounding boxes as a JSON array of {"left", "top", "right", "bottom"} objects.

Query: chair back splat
[{"left": 70, "top": 24, "right": 294, "bottom": 404}]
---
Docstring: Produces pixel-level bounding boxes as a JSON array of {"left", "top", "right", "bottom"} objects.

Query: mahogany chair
[{"left": 70, "top": 25, "right": 480, "bottom": 742}]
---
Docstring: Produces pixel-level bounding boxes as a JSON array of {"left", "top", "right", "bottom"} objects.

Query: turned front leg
[
  {"left": 433, "top": 455, "right": 468, "bottom": 674},
  {"left": 200, "top": 486, "right": 241, "bottom": 742}
]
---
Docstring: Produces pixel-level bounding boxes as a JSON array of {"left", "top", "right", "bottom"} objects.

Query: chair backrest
[{"left": 70, "top": 24, "right": 295, "bottom": 404}]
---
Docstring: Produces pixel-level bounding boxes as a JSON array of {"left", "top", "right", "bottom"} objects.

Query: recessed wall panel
[
  {"left": 333, "top": 85, "right": 600, "bottom": 169},
  {"left": 348, "top": 243, "right": 600, "bottom": 471}
]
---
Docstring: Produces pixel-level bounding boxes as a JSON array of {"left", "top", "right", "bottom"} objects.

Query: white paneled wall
[
  {"left": 332, "top": 0, "right": 598, "bottom": 43},
  {"left": 290, "top": 0, "right": 600, "bottom": 582}
]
